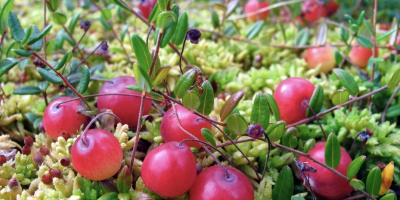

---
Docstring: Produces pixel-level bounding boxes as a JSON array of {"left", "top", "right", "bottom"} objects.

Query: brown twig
[
  {"left": 129, "top": 91, "right": 146, "bottom": 171},
  {"left": 69, "top": 41, "right": 105, "bottom": 75}
]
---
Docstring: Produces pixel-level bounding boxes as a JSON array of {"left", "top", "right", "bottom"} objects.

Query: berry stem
[
  {"left": 80, "top": 112, "right": 122, "bottom": 146},
  {"left": 32, "top": 52, "right": 93, "bottom": 111},
  {"left": 130, "top": 91, "right": 146, "bottom": 172},
  {"left": 305, "top": 103, "right": 327, "bottom": 139},
  {"left": 72, "top": 22, "right": 91, "bottom": 54},
  {"left": 69, "top": 41, "right": 106, "bottom": 75},
  {"left": 260, "top": 129, "right": 271, "bottom": 179},
  {"left": 178, "top": 32, "right": 188, "bottom": 74}
]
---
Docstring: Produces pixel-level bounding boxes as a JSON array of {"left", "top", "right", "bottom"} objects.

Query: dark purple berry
[
  {"left": 8, "top": 178, "right": 19, "bottom": 190},
  {"left": 49, "top": 168, "right": 63, "bottom": 178},
  {"left": 22, "top": 145, "right": 31, "bottom": 155},
  {"left": 34, "top": 152, "right": 44, "bottom": 165},
  {"left": 186, "top": 28, "right": 201, "bottom": 44},
  {"left": 42, "top": 174, "right": 52, "bottom": 184},
  {"left": 80, "top": 20, "right": 92, "bottom": 31},
  {"left": 60, "top": 157, "right": 70, "bottom": 166},
  {"left": 24, "top": 136, "right": 34, "bottom": 147},
  {"left": 39, "top": 147, "right": 50, "bottom": 156}
]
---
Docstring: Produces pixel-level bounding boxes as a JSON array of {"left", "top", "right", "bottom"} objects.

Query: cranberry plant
[{"left": 0, "top": 0, "right": 399, "bottom": 200}]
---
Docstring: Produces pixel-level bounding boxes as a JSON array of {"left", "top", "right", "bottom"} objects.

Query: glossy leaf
[
  {"left": 366, "top": 167, "right": 383, "bottom": 197},
  {"left": 77, "top": 65, "right": 90, "bottom": 93},
  {"left": 340, "top": 26, "right": 349, "bottom": 45},
  {"left": 37, "top": 68, "right": 63, "bottom": 84},
  {"left": 54, "top": 50, "right": 72, "bottom": 71},
  {"left": 251, "top": 92, "right": 270, "bottom": 130},
  {"left": 272, "top": 166, "right": 294, "bottom": 200},
  {"left": 99, "top": 16, "right": 111, "bottom": 30},
  {"left": 201, "top": 128, "right": 216, "bottom": 147},
  {"left": 21, "top": 25, "right": 33, "bottom": 45},
  {"left": 174, "top": 68, "right": 197, "bottom": 99},
  {"left": 133, "top": 65, "right": 152, "bottom": 93},
  {"left": 13, "top": 49, "right": 32, "bottom": 57},
  {"left": 265, "top": 93, "right": 280, "bottom": 121},
  {"left": 344, "top": 14, "right": 357, "bottom": 25},
  {"left": 38, "top": 81, "right": 49, "bottom": 92},
  {"left": 120, "top": 22, "right": 129, "bottom": 42},
  {"left": 294, "top": 28, "right": 309, "bottom": 46},
  {"left": 196, "top": 80, "right": 214, "bottom": 115},
  {"left": 13, "top": 85, "right": 41, "bottom": 95},
  {"left": 68, "top": 13, "right": 80, "bottom": 34},
  {"left": 347, "top": 156, "right": 366, "bottom": 178},
  {"left": 101, "top": 8, "right": 112, "bottom": 21},
  {"left": 210, "top": 8, "right": 219, "bottom": 28},
  {"left": 325, "top": 133, "right": 341, "bottom": 168},
  {"left": 117, "top": 166, "right": 132, "bottom": 193},
  {"left": 380, "top": 192, "right": 396, "bottom": 200},
  {"left": 350, "top": 178, "right": 365, "bottom": 191},
  {"left": 266, "top": 121, "right": 285, "bottom": 142},
  {"left": 389, "top": 17, "right": 398, "bottom": 46},
  {"left": 148, "top": 2, "right": 160, "bottom": 23},
  {"left": 182, "top": 90, "right": 200, "bottom": 110},
  {"left": 48, "top": 0, "right": 59, "bottom": 11},
  {"left": 334, "top": 50, "right": 343, "bottom": 65},
  {"left": 316, "top": 19, "right": 327, "bottom": 45},
  {"left": 170, "top": 12, "right": 188, "bottom": 45},
  {"left": 333, "top": 68, "right": 359, "bottom": 96},
  {"left": 8, "top": 12, "right": 24, "bottom": 42},
  {"left": 0, "top": 0, "right": 13, "bottom": 33},
  {"left": 386, "top": 104, "right": 400, "bottom": 118},
  {"left": 131, "top": 34, "right": 152, "bottom": 73},
  {"left": 388, "top": 69, "right": 400, "bottom": 90},
  {"left": 0, "top": 57, "right": 18, "bottom": 77},
  {"left": 377, "top": 29, "right": 396, "bottom": 42},
  {"left": 157, "top": 5, "right": 178, "bottom": 48},
  {"left": 53, "top": 12, "right": 67, "bottom": 25},
  {"left": 363, "top": 18, "right": 373, "bottom": 35},
  {"left": 332, "top": 90, "right": 350, "bottom": 105},
  {"left": 226, "top": 113, "right": 248, "bottom": 135},
  {"left": 152, "top": 66, "right": 170, "bottom": 86},
  {"left": 220, "top": 91, "right": 244, "bottom": 121},
  {"left": 158, "top": 0, "right": 167, "bottom": 11},
  {"left": 356, "top": 11, "right": 365, "bottom": 26},
  {"left": 156, "top": 11, "right": 177, "bottom": 29},
  {"left": 129, "top": 190, "right": 151, "bottom": 200},
  {"left": 27, "top": 25, "right": 52, "bottom": 49},
  {"left": 356, "top": 35, "right": 373, "bottom": 49},
  {"left": 282, "top": 130, "right": 297, "bottom": 148},
  {"left": 306, "top": 84, "right": 324, "bottom": 117},
  {"left": 98, "top": 192, "right": 118, "bottom": 200},
  {"left": 246, "top": 21, "right": 264, "bottom": 40},
  {"left": 304, "top": 138, "right": 316, "bottom": 154}
]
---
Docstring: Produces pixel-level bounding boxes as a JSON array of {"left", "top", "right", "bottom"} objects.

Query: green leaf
[
  {"left": 226, "top": 113, "right": 248, "bottom": 135},
  {"left": 347, "top": 155, "right": 366, "bottom": 179},
  {"left": 340, "top": 26, "right": 349, "bottom": 45},
  {"left": 344, "top": 14, "right": 357, "bottom": 25},
  {"left": 366, "top": 167, "right": 382, "bottom": 197},
  {"left": 129, "top": 190, "right": 151, "bottom": 200},
  {"left": 111, "top": 0, "right": 130, "bottom": 11},
  {"left": 333, "top": 68, "right": 360, "bottom": 96},
  {"left": 99, "top": 16, "right": 111, "bottom": 30},
  {"left": 25, "top": 113, "right": 38, "bottom": 124},
  {"left": 389, "top": 17, "right": 398, "bottom": 46},
  {"left": 37, "top": 68, "right": 63, "bottom": 84},
  {"left": 54, "top": 50, "right": 72, "bottom": 71},
  {"left": 48, "top": 0, "right": 59, "bottom": 11},
  {"left": 380, "top": 192, "right": 397, "bottom": 200},
  {"left": 21, "top": 25, "right": 33, "bottom": 45},
  {"left": 133, "top": 65, "right": 152, "bottom": 93},
  {"left": 272, "top": 166, "right": 294, "bottom": 200},
  {"left": 201, "top": 128, "right": 216, "bottom": 147},
  {"left": 212, "top": 3, "right": 227, "bottom": 11},
  {"left": 356, "top": 11, "right": 365, "bottom": 26},
  {"left": 386, "top": 104, "right": 400, "bottom": 118},
  {"left": 282, "top": 130, "right": 297, "bottom": 148},
  {"left": 306, "top": 85, "right": 323, "bottom": 117},
  {"left": 209, "top": 9, "right": 220, "bottom": 30},
  {"left": 304, "top": 139, "right": 316, "bottom": 154},
  {"left": 156, "top": 11, "right": 177, "bottom": 29},
  {"left": 334, "top": 50, "right": 343, "bottom": 64},
  {"left": 148, "top": 2, "right": 160, "bottom": 23},
  {"left": 196, "top": 80, "right": 214, "bottom": 116},
  {"left": 131, "top": 34, "right": 152, "bottom": 73},
  {"left": 69, "top": 13, "right": 80, "bottom": 34},
  {"left": 388, "top": 69, "right": 400, "bottom": 90},
  {"left": 246, "top": 21, "right": 264, "bottom": 40},
  {"left": 120, "top": 22, "right": 129, "bottom": 42},
  {"left": 332, "top": 90, "right": 350, "bottom": 105},
  {"left": 157, "top": 6, "right": 178, "bottom": 48},
  {"left": 53, "top": 12, "right": 67, "bottom": 25},
  {"left": 0, "top": 0, "right": 13, "bottom": 33},
  {"left": 266, "top": 121, "right": 285, "bottom": 142},
  {"left": 0, "top": 57, "right": 18, "bottom": 77},
  {"left": 220, "top": 91, "right": 244, "bottom": 121},
  {"left": 116, "top": 166, "right": 131, "bottom": 193},
  {"left": 182, "top": 90, "right": 200, "bottom": 110},
  {"left": 13, "top": 85, "right": 41, "bottom": 95},
  {"left": 356, "top": 35, "right": 373, "bottom": 49},
  {"left": 8, "top": 12, "right": 25, "bottom": 42},
  {"left": 174, "top": 68, "right": 197, "bottom": 99},
  {"left": 350, "top": 178, "right": 365, "bottom": 190},
  {"left": 265, "top": 93, "right": 280, "bottom": 121},
  {"left": 5, "top": 41, "right": 15, "bottom": 57},
  {"left": 38, "top": 81, "right": 49, "bottom": 92},
  {"left": 251, "top": 92, "right": 270, "bottom": 130},
  {"left": 316, "top": 19, "right": 327, "bottom": 45},
  {"left": 226, "top": 0, "right": 239, "bottom": 17},
  {"left": 101, "top": 8, "right": 112, "bottom": 21},
  {"left": 158, "top": 0, "right": 168, "bottom": 11},
  {"left": 98, "top": 192, "right": 118, "bottom": 200},
  {"left": 170, "top": 12, "right": 188, "bottom": 46},
  {"left": 27, "top": 25, "right": 52, "bottom": 49},
  {"left": 152, "top": 65, "right": 170, "bottom": 86},
  {"left": 325, "top": 133, "right": 341, "bottom": 168},
  {"left": 294, "top": 28, "right": 309, "bottom": 46},
  {"left": 77, "top": 65, "right": 90, "bottom": 93},
  {"left": 12, "top": 49, "right": 32, "bottom": 57},
  {"left": 377, "top": 29, "right": 396, "bottom": 42}
]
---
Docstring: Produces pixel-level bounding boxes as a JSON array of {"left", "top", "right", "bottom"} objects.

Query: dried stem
[
  {"left": 305, "top": 103, "right": 327, "bottom": 139},
  {"left": 129, "top": 91, "right": 146, "bottom": 172},
  {"left": 69, "top": 41, "right": 105, "bottom": 75},
  {"left": 0, "top": 30, "right": 7, "bottom": 49},
  {"left": 179, "top": 33, "right": 188, "bottom": 74},
  {"left": 72, "top": 24, "right": 91, "bottom": 54},
  {"left": 149, "top": 31, "right": 163, "bottom": 76},
  {"left": 381, "top": 83, "right": 400, "bottom": 123}
]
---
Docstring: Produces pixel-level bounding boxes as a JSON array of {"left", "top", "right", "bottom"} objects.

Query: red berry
[
  {"left": 324, "top": 0, "right": 339, "bottom": 17},
  {"left": 43, "top": 97, "right": 89, "bottom": 140},
  {"left": 298, "top": 142, "right": 353, "bottom": 200},
  {"left": 348, "top": 42, "right": 379, "bottom": 68},
  {"left": 297, "top": 0, "right": 327, "bottom": 26},
  {"left": 61, "top": 132, "right": 71, "bottom": 140},
  {"left": 22, "top": 145, "right": 31, "bottom": 155},
  {"left": 41, "top": 174, "right": 53, "bottom": 184},
  {"left": 39, "top": 147, "right": 50, "bottom": 156},
  {"left": 189, "top": 165, "right": 254, "bottom": 200},
  {"left": 49, "top": 168, "right": 63, "bottom": 178},
  {"left": 138, "top": 0, "right": 157, "bottom": 20},
  {"left": 71, "top": 129, "right": 123, "bottom": 181},
  {"left": 244, "top": 0, "right": 270, "bottom": 21},
  {"left": 8, "top": 178, "right": 19, "bottom": 189},
  {"left": 141, "top": 142, "right": 197, "bottom": 198},
  {"left": 273, "top": 78, "right": 315, "bottom": 124},
  {"left": 160, "top": 104, "right": 212, "bottom": 149},
  {"left": 97, "top": 76, "right": 152, "bottom": 129},
  {"left": 24, "top": 136, "right": 34, "bottom": 147},
  {"left": 60, "top": 157, "right": 70, "bottom": 166},
  {"left": 0, "top": 155, "right": 6, "bottom": 166},
  {"left": 304, "top": 46, "right": 336, "bottom": 73}
]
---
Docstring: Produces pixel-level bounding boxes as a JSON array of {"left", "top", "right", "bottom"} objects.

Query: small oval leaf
[
  {"left": 170, "top": 12, "right": 188, "bottom": 46},
  {"left": 266, "top": 121, "right": 285, "bottom": 142},
  {"left": 306, "top": 84, "right": 324, "bottom": 117},
  {"left": 152, "top": 66, "right": 171, "bottom": 86},
  {"left": 156, "top": 11, "right": 177, "bottom": 29},
  {"left": 333, "top": 68, "right": 360, "bottom": 96},
  {"left": 201, "top": 128, "right": 216, "bottom": 147},
  {"left": 316, "top": 20, "right": 327, "bottom": 45},
  {"left": 265, "top": 93, "right": 280, "bottom": 121},
  {"left": 366, "top": 167, "right": 383, "bottom": 197},
  {"left": 53, "top": 12, "right": 67, "bottom": 25},
  {"left": 295, "top": 28, "right": 310, "bottom": 46},
  {"left": 133, "top": 65, "right": 152, "bottom": 93},
  {"left": 182, "top": 90, "right": 200, "bottom": 110},
  {"left": 350, "top": 178, "right": 365, "bottom": 191},
  {"left": 347, "top": 155, "right": 366, "bottom": 179},
  {"left": 101, "top": 8, "right": 112, "bottom": 21},
  {"left": 246, "top": 21, "right": 265, "bottom": 40},
  {"left": 304, "top": 138, "right": 316, "bottom": 154},
  {"left": 131, "top": 34, "right": 152, "bottom": 73},
  {"left": 272, "top": 165, "right": 294, "bottom": 200},
  {"left": 388, "top": 69, "right": 400, "bottom": 90},
  {"left": 251, "top": 92, "right": 270, "bottom": 130},
  {"left": 54, "top": 50, "right": 72, "bottom": 71},
  {"left": 8, "top": 12, "right": 25, "bottom": 42},
  {"left": 356, "top": 35, "right": 373, "bottom": 49},
  {"left": 174, "top": 68, "right": 197, "bottom": 99},
  {"left": 116, "top": 166, "right": 132, "bottom": 193},
  {"left": 210, "top": 8, "right": 219, "bottom": 29},
  {"left": 325, "top": 133, "right": 341, "bottom": 168},
  {"left": 13, "top": 49, "right": 32, "bottom": 57},
  {"left": 68, "top": 13, "right": 80, "bottom": 34},
  {"left": 226, "top": 113, "right": 248, "bottom": 135},
  {"left": 77, "top": 65, "right": 90, "bottom": 93},
  {"left": 13, "top": 85, "right": 41, "bottom": 95},
  {"left": 0, "top": 57, "right": 18, "bottom": 77},
  {"left": 196, "top": 80, "right": 214, "bottom": 116},
  {"left": 332, "top": 90, "right": 350, "bottom": 106},
  {"left": 220, "top": 91, "right": 244, "bottom": 121},
  {"left": 37, "top": 68, "right": 63, "bottom": 84}
]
